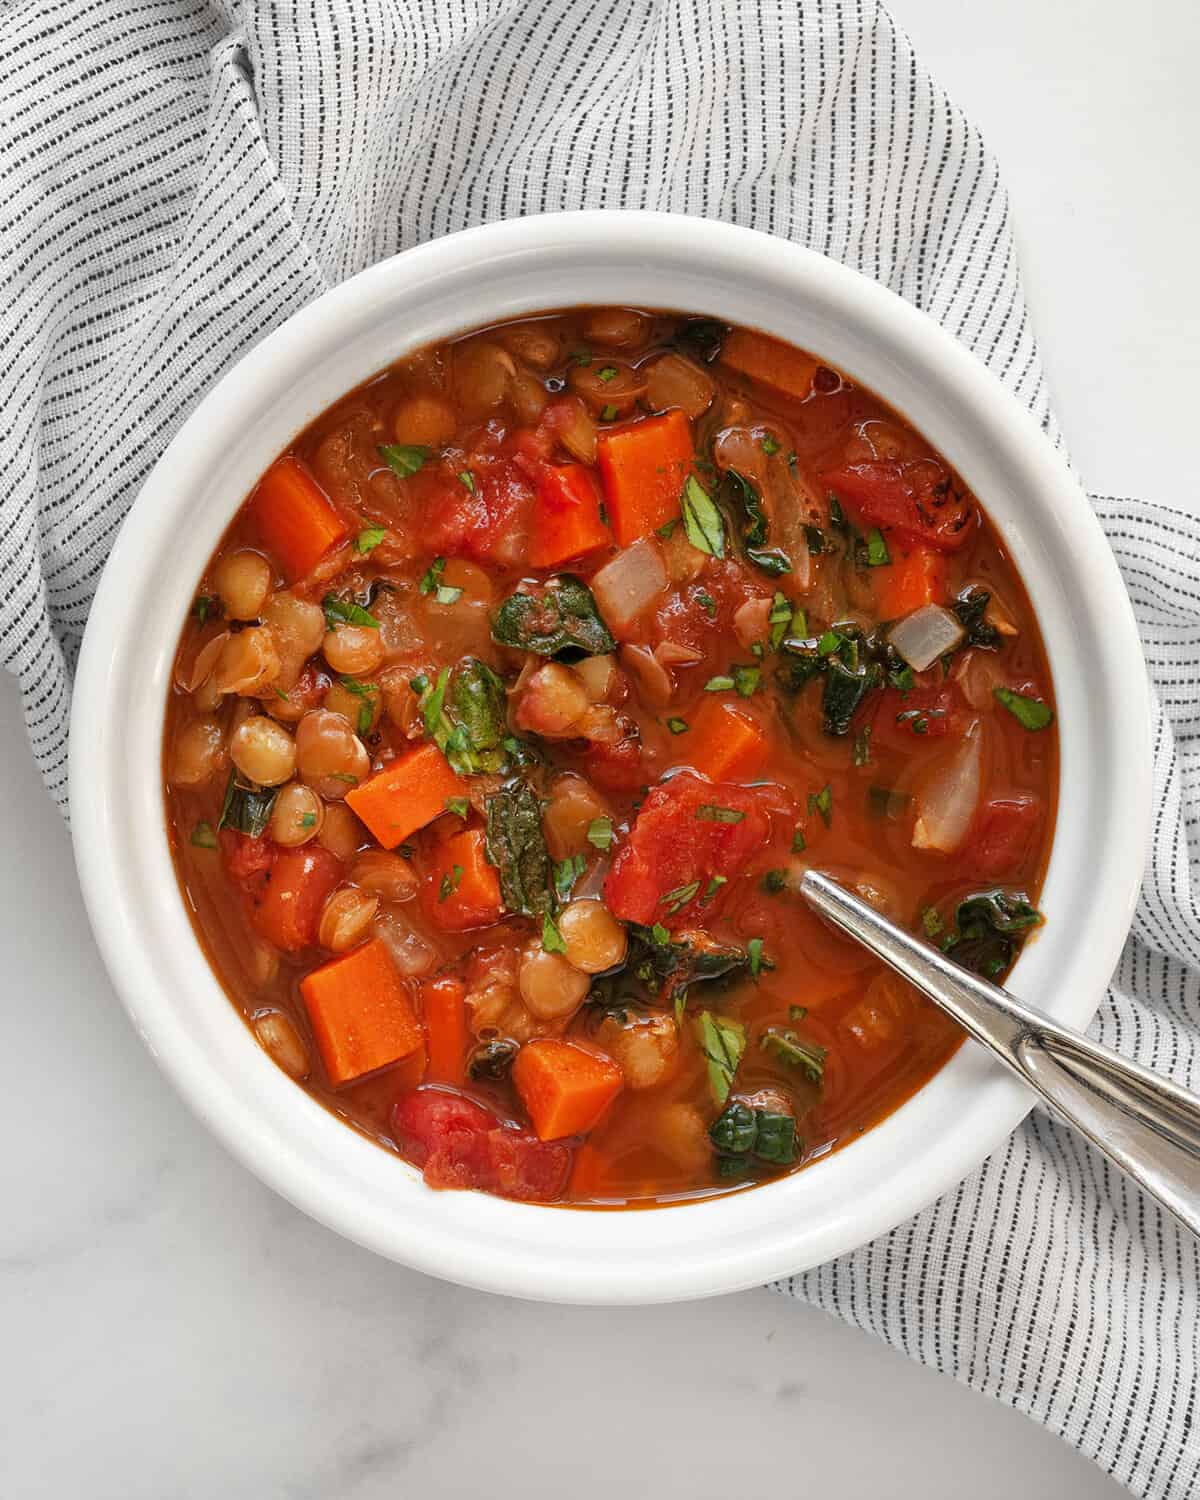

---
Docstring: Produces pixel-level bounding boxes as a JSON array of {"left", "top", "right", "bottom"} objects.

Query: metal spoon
[{"left": 801, "top": 870, "right": 1200, "bottom": 1240}]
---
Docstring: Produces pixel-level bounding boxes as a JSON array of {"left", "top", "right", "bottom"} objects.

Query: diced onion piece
[
  {"left": 620, "top": 643, "right": 673, "bottom": 709},
  {"left": 654, "top": 640, "right": 704, "bottom": 666},
  {"left": 889, "top": 603, "right": 966, "bottom": 672},
  {"left": 590, "top": 539, "right": 668, "bottom": 637},
  {"left": 644, "top": 353, "right": 716, "bottom": 419},
  {"left": 733, "top": 598, "right": 771, "bottom": 650},
  {"left": 912, "top": 722, "right": 983, "bottom": 854},
  {"left": 574, "top": 653, "right": 617, "bottom": 702}
]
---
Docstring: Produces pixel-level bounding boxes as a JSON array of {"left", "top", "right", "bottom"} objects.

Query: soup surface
[{"left": 165, "top": 308, "right": 1056, "bottom": 1207}]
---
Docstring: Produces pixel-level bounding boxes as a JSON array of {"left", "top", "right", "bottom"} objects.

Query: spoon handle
[{"left": 801, "top": 870, "right": 1200, "bottom": 1240}]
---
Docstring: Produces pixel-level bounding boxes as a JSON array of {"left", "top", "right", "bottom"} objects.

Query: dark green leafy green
[
  {"left": 953, "top": 586, "right": 1000, "bottom": 649},
  {"left": 491, "top": 575, "right": 616, "bottom": 659},
  {"left": 709, "top": 1098, "right": 798, "bottom": 1167},
  {"left": 941, "top": 888, "right": 1043, "bottom": 979},
  {"left": 721, "top": 468, "right": 791, "bottom": 576},
  {"left": 468, "top": 1038, "right": 520, "bottom": 1080},
  {"left": 218, "top": 772, "right": 278, "bottom": 839},
  {"left": 761, "top": 1026, "right": 826, "bottom": 1083},
  {"left": 484, "top": 781, "right": 554, "bottom": 918}
]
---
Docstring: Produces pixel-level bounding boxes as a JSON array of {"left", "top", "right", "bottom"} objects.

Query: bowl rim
[{"left": 69, "top": 210, "right": 1151, "bottom": 1303}]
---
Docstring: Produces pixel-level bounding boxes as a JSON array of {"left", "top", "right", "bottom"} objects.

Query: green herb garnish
[
  {"left": 807, "top": 784, "right": 832, "bottom": 826},
  {"left": 994, "top": 687, "right": 1054, "bottom": 731},
  {"left": 354, "top": 526, "right": 387, "bottom": 555},
  {"left": 681, "top": 474, "right": 726, "bottom": 559},
  {"left": 667, "top": 716, "right": 689, "bottom": 735},
  {"left": 378, "top": 443, "right": 428, "bottom": 477},
  {"left": 761, "top": 1026, "right": 826, "bottom": 1082},
  {"left": 322, "top": 594, "right": 380, "bottom": 630},
  {"left": 696, "top": 804, "right": 745, "bottom": 824},
  {"left": 484, "top": 781, "right": 554, "bottom": 918},
  {"left": 695, "top": 1012, "right": 747, "bottom": 1105},
  {"left": 492, "top": 575, "right": 616, "bottom": 659},
  {"left": 587, "top": 816, "right": 614, "bottom": 851}
]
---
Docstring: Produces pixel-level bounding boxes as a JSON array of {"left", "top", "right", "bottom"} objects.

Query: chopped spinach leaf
[
  {"left": 761, "top": 1025, "right": 826, "bottom": 1083},
  {"left": 941, "top": 888, "right": 1044, "bottom": 979},
  {"left": 709, "top": 1098, "right": 797, "bottom": 1166},
  {"left": 468, "top": 1038, "right": 520, "bottom": 1081},
  {"left": 722, "top": 468, "right": 791, "bottom": 577},
  {"left": 491, "top": 575, "right": 616, "bottom": 659},
  {"left": 953, "top": 586, "right": 1000, "bottom": 649},
  {"left": 760, "top": 869, "right": 788, "bottom": 894},
  {"left": 217, "top": 771, "right": 278, "bottom": 839},
  {"left": 484, "top": 780, "right": 554, "bottom": 918}
]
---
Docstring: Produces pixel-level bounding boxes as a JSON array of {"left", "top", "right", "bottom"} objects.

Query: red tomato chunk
[{"left": 393, "top": 1087, "right": 571, "bottom": 1200}]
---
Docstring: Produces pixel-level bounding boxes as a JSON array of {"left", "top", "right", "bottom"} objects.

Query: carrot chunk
[
  {"left": 512, "top": 1040, "right": 623, "bottom": 1141},
  {"left": 299, "top": 938, "right": 424, "bottom": 1087},
  {"left": 720, "top": 328, "right": 820, "bottom": 402},
  {"left": 423, "top": 975, "right": 468, "bottom": 1085},
  {"left": 247, "top": 456, "right": 348, "bottom": 583},
  {"left": 681, "top": 698, "right": 769, "bottom": 782},
  {"left": 596, "top": 410, "right": 694, "bottom": 546},
  {"left": 528, "top": 464, "right": 612, "bottom": 567},
  {"left": 346, "top": 742, "right": 468, "bottom": 851},
  {"left": 421, "top": 827, "right": 504, "bottom": 932},
  {"left": 876, "top": 545, "right": 946, "bottom": 619}
]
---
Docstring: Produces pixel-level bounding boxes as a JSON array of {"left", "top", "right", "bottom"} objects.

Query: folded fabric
[{"left": 1, "top": 2, "right": 1196, "bottom": 1492}]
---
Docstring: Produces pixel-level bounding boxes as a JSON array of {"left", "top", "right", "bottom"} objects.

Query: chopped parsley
[
  {"left": 994, "top": 687, "right": 1054, "bottom": 731},
  {"left": 438, "top": 864, "right": 464, "bottom": 902},
  {"left": 458, "top": 470, "right": 476, "bottom": 493},
  {"left": 807, "top": 784, "right": 833, "bottom": 826},
  {"left": 597, "top": 365, "right": 619, "bottom": 383},
  {"left": 697, "top": 590, "right": 717, "bottom": 617},
  {"left": 661, "top": 879, "right": 702, "bottom": 915},
  {"left": 601, "top": 403, "right": 618, "bottom": 421},
  {"left": 666, "top": 716, "right": 689, "bottom": 735},
  {"left": 541, "top": 913, "right": 567, "bottom": 953},
  {"left": 695, "top": 1012, "right": 747, "bottom": 1105},
  {"left": 445, "top": 796, "right": 470, "bottom": 819},
  {"left": 696, "top": 804, "right": 745, "bottom": 824},
  {"left": 586, "top": 816, "right": 615, "bottom": 851},
  {"left": 704, "top": 674, "right": 735, "bottom": 692},
  {"left": 747, "top": 937, "right": 766, "bottom": 978},
  {"left": 378, "top": 443, "right": 428, "bottom": 477},
  {"left": 760, "top": 434, "right": 780, "bottom": 455},
  {"left": 354, "top": 526, "right": 387, "bottom": 555},
  {"left": 864, "top": 528, "right": 891, "bottom": 567},
  {"left": 733, "top": 664, "right": 761, "bottom": 697},
  {"left": 322, "top": 594, "right": 380, "bottom": 630}
]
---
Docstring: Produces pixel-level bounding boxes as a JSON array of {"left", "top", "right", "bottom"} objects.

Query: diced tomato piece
[
  {"left": 527, "top": 463, "right": 612, "bottom": 567},
  {"left": 393, "top": 1088, "right": 496, "bottom": 1188},
  {"left": 574, "top": 716, "right": 644, "bottom": 792},
  {"left": 876, "top": 545, "right": 946, "bottom": 618},
  {"left": 220, "top": 829, "right": 276, "bottom": 882},
  {"left": 969, "top": 797, "right": 1045, "bottom": 879},
  {"left": 392, "top": 1087, "right": 570, "bottom": 1201},
  {"left": 247, "top": 845, "right": 343, "bottom": 951},
  {"left": 824, "top": 460, "right": 975, "bottom": 552},
  {"left": 425, "top": 457, "right": 535, "bottom": 566},
  {"left": 655, "top": 560, "right": 767, "bottom": 658},
  {"left": 487, "top": 1128, "right": 572, "bottom": 1200},
  {"left": 870, "top": 688, "right": 963, "bottom": 751},
  {"left": 604, "top": 771, "right": 779, "bottom": 928}
]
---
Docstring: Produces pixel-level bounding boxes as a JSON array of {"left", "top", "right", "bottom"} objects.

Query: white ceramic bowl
[{"left": 70, "top": 212, "right": 1150, "bottom": 1303}]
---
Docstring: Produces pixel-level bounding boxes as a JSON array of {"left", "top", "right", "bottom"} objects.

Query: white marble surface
[{"left": 5, "top": 2, "right": 1197, "bottom": 1494}]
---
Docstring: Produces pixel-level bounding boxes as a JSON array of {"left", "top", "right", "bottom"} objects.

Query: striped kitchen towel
[{"left": 1, "top": 2, "right": 1196, "bottom": 1491}]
